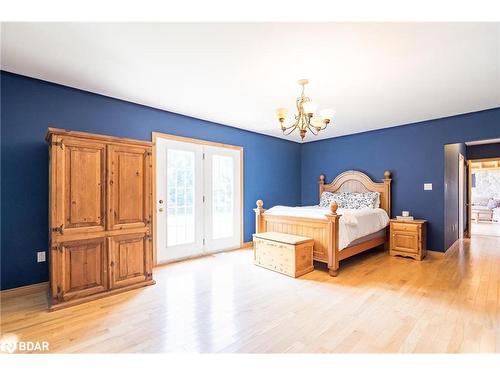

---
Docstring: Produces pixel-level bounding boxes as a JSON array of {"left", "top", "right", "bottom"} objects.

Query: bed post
[
  {"left": 383, "top": 171, "right": 392, "bottom": 216},
  {"left": 383, "top": 171, "right": 392, "bottom": 251},
  {"left": 254, "top": 200, "right": 266, "bottom": 234},
  {"left": 325, "top": 202, "right": 341, "bottom": 276}
]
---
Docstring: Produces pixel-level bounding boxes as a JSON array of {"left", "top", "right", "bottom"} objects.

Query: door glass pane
[
  {"left": 167, "top": 149, "right": 195, "bottom": 246},
  {"left": 212, "top": 155, "right": 234, "bottom": 239}
]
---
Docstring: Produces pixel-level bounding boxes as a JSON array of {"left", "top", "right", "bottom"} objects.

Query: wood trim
[
  {"left": 468, "top": 156, "right": 500, "bottom": 163},
  {"left": 152, "top": 131, "right": 243, "bottom": 151},
  {"left": 152, "top": 137, "right": 158, "bottom": 266},
  {"left": 0, "top": 282, "right": 49, "bottom": 299},
  {"left": 242, "top": 241, "right": 253, "bottom": 248},
  {"left": 152, "top": 131, "right": 244, "bottom": 266},
  {"left": 459, "top": 153, "right": 465, "bottom": 240},
  {"left": 46, "top": 127, "right": 152, "bottom": 147},
  {"left": 469, "top": 157, "right": 500, "bottom": 172},
  {"left": 240, "top": 149, "right": 244, "bottom": 248},
  {"left": 466, "top": 160, "right": 472, "bottom": 238}
]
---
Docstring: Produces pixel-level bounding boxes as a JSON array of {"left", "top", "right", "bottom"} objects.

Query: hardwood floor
[
  {"left": 1, "top": 236, "right": 500, "bottom": 353},
  {"left": 472, "top": 222, "right": 500, "bottom": 237}
]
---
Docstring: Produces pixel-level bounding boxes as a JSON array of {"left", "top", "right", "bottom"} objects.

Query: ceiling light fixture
[{"left": 276, "top": 79, "right": 335, "bottom": 141}]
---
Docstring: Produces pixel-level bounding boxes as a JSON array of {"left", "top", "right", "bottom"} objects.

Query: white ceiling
[{"left": 1, "top": 22, "right": 499, "bottom": 142}]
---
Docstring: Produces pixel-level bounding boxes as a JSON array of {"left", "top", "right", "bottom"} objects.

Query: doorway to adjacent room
[{"left": 468, "top": 157, "right": 500, "bottom": 237}]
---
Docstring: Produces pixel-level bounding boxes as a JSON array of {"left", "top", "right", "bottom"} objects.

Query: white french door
[
  {"left": 203, "top": 145, "right": 241, "bottom": 252},
  {"left": 156, "top": 137, "right": 241, "bottom": 264}
]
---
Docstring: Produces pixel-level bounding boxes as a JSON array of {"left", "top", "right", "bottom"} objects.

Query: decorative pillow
[
  {"left": 319, "top": 191, "right": 380, "bottom": 209},
  {"left": 340, "top": 192, "right": 380, "bottom": 209},
  {"left": 319, "top": 192, "right": 341, "bottom": 207}
]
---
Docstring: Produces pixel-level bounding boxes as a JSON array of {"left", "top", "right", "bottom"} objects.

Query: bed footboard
[{"left": 254, "top": 200, "right": 341, "bottom": 276}]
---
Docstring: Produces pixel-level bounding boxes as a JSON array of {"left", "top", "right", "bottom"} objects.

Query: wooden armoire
[{"left": 46, "top": 128, "right": 155, "bottom": 310}]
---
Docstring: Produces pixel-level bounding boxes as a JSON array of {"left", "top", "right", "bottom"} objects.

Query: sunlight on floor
[{"left": 471, "top": 222, "right": 500, "bottom": 237}]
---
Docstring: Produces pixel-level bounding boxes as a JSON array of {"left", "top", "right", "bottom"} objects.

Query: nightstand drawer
[
  {"left": 391, "top": 222, "right": 419, "bottom": 232},
  {"left": 391, "top": 231, "right": 419, "bottom": 254}
]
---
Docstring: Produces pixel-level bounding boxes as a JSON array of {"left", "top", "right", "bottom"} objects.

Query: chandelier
[{"left": 276, "top": 79, "right": 335, "bottom": 141}]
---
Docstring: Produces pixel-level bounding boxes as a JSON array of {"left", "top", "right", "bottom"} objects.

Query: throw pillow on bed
[
  {"left": 319, "top": 192, "right": 342, "bottom": 207},
  {"left": 319, "top": 191, "right": 380, "bottom": 209},
  {"left": 341, "top": 192, "right": 380, "bottom": 209}
]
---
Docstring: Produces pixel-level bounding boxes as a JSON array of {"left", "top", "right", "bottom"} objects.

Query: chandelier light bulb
[
  {"left": 302, "top": 101, "right": 318, "bottom": 115},
  {"left": 276, "top": 107, "right": 288, "bottom": 120}
]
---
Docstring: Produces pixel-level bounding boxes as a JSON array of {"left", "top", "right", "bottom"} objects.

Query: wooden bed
[{"left": 254, "top": 170, "right": 392, "bottom": 276}]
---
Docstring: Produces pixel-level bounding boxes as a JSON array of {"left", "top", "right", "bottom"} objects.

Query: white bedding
[{"left": 264, "top": 205, "right": 389, "bottom": 251}]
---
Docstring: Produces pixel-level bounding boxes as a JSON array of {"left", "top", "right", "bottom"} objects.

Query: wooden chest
[{"left": 252, "top": 232, "right": 314, "bottom": 278}]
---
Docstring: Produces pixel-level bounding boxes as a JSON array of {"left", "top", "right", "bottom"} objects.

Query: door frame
[
  {"left": 466, "top": 159, "right": 472, "bottom": 238},
  {"left": 151, "top": 132, "right": 244, "bottom": 266},
  {"left": 467, "top": 157, "right": 500, "bottom": 238},
  {"left": 458, "top": 153, "right": 465, "bottom": 239}
]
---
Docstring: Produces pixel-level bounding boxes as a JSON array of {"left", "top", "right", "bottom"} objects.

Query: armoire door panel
[
  {"left": 58, "top": 237, "right": 108, "bottom": 301},
  {"left": 108, "top": 233, "right": 152, "bottom": 289},
  {"left": 107, "top": 145, "right": 151, "bottom": 230},
  {"left": 53, "top": 137, "right": 106, "bottom": 234}
]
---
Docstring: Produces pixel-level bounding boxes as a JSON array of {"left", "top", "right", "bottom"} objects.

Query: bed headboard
[{"left": 319, "top": 170, "right": 392, "bottom": 216}]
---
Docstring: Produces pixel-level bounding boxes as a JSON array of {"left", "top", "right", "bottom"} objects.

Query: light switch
[
  {"left": 424, "top": 183, "right": 433, "bottom": 191},
  {"left": 37, "top": 251, "right": 46, "bottom": 262}
]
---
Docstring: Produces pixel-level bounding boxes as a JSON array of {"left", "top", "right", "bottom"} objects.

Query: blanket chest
[{"left": 252, "top": 232, "right": 314, "bottom": 277}]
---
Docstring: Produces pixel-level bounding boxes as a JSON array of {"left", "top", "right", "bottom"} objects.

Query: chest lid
[{"left": 253, "top": 231, "right": 314, "bottom": 245}]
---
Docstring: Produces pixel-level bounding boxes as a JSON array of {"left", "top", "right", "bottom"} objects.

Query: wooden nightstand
[{"left": 389, "top": 219, "right": 427, "bottom": 260}]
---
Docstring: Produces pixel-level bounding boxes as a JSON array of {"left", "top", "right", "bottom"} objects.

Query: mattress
[{"left": 264, "top": 205, "right": 390, "bottom": 251}]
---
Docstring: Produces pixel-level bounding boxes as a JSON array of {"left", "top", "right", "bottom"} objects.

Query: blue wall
[
  {"left": 2, "top": 70, "right": 500, "bottom": 290},
  {"left": 467, "top": 143, "right": 500, "bottom": 160},
  {"left": 0, "top": 71, "right": 302, "bottom": 290},
  {"left": 301, "top": 109, "right": 500, "bottom": 251}
]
